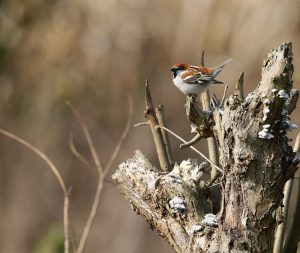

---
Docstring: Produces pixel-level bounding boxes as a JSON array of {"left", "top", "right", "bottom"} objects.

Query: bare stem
[
  {"left": 103, "top": 96, "right": 133, "bottom": 176},
  {"left": 0, "top": 128, "right": 70, "bottom": 253},
  {"left": 77, "top": 175, "right": 105, "bottom": 253},
  {"left": 66, "top": 101, "right": 104, "bottom": 174},
  {"left": 282, "top": 132, "right": 300, "bottom": 253},
  {"left": 200, "top": 91, "right": 220, "bottom": 180},
  {"left": 68, "top": 98, "right": 132, "bottom": 253},
  {"left": 235, "top": 72, "right": 245, "bottom": 101},
  {"left": 145, "top": 80, "right": 170, "bottom": 171},
  {"left": 156, "top": 104, "right": 173, "bottom": 165},
  {"left": 69, "top": 132, "right": 95, "bottom": 175},
  {"left": 156, "top": 125, "right": 223, "bottom": 174},
  {"left": 180, "top": 133, "right": 202, "bottom": 149}
]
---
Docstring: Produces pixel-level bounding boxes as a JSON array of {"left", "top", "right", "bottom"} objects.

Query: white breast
[{"left": 173, "top": 75, "right": 207, "bottom": 95}]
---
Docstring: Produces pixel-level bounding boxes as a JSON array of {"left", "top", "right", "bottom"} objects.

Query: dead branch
[
  {"left": 69, "top": 132, "right": 94, "bottom": 174},
  {"left": 113, "top": 42, "right": 299, "bottom": 253},
  {"left": 180, "top": 133, "right": 202, "bottom": 149},
  {"left": 282, "top": 132, "right": 300, "bottom": 253},
  {"left": 235, "top": 72, "right": 245, "bottom": 101},
  {"left": 145, "top": 80, "right": 170, "bottom": 171},
  {"left": 156, "top": 104, "right": 173, "bottom": 166},
  {"left": 68, "top": 97, "right": 132, "bottom": 253},
  {"left": 200, "top": 91, "right": 220, "bottom": 181},
  {"left": 0, "top": 128, "right": 70, "bottom": 253},
  {"left": 156, "top": 125, "right": 223, "bottom": 174}
]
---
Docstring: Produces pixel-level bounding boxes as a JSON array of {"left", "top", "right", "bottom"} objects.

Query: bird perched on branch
[{"left": 170, "top": 58, "right": 232, "bottom": 96}]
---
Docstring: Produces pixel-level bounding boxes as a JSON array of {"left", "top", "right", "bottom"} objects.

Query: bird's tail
[{"left": 211, "top": 58, "right": 232, "bottom": 78}]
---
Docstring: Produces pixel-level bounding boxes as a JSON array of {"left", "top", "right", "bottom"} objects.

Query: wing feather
[{"left": 181, "top": 68, "right": 215, "bottom": 85}]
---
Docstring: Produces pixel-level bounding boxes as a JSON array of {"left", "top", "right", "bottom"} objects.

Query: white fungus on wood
[
  {"left": 258, "top": 128, "right": 274, "bottom": 139},
  {"left": 169, "top": 196, "right": 186, "bottom": 214},
  {"left": 201, "top": 213, "right": 218, "bottom": 227},
  {"left": 245, "top": 92, "right": 255, "bottom": 103},
  {"left": 189, "top": 225, "right": 204, "bottom": 234},
  {"left": 278, "top": 90, "right": 289, "bottom": 99}
]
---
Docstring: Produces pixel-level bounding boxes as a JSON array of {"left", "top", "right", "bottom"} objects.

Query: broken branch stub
[
  {"left": 184, "top": 95, "right": 214, "bottom": 141},
  {"left": 144, "top": 80, "right": 170, "bottom": 171},
  {"left": 113, "top": 42, "right": 299, "bottom": 253}
]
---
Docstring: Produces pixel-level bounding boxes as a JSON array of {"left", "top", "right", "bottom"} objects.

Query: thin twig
[
  {"left": 180, "top": 133, "right": 202, "bottom": 149},
  {"left": 209, "top": 182, "right": 221, "bottom": 188},
  {"left": 69, "top": 132, "right": 95, "bottom": 174},
  {"left": 156, "top": 125, "right": 223, "bottom": 174},
  {"left": 134, "top": 122, "right": 148, "bottom": 127},
  {"left": 66, "top": 101, "right": 104, "bottom": 174},
  {"left": 103, "top": 96, "right": 133, "bottom": 176},
  {"left": 77, "top": 175, "right": 104, "bottom": 253},
  {"left": 0, "top": 128, "right": 70, "bottom": 253},
  {"left": 69, "top": 98, "right": 132, "bottom": 253},
  {"left": 206, "top": 172, "right": 220, "bottom": 188}
]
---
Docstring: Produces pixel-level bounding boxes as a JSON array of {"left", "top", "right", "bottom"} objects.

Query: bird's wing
[{"left": 181, "top": 68, "right": 215, "bottom": 85}]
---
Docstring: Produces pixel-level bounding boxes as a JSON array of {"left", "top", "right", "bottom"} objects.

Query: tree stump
[{"left": 113, "top": 42, "right": 299, "bottom": 253}]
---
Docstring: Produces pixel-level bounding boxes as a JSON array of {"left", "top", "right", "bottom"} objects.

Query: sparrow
[{"left": 170, "top": 58, "right": 232, "bottom": 96}]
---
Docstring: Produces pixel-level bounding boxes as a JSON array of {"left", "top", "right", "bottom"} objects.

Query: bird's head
[{"left": 170, "top": 63, "right": 189, "bottom": 78}]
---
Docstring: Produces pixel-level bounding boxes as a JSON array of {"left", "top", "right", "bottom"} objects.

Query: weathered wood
[
  {"left": 144, "top": 80, "right": 170, "bottom": 171},
  {"left": 113, "top": 43, "right": 299, "bottom": 253}
]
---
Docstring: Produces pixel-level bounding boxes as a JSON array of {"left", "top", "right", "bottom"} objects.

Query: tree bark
[{"left": 113, "top": 42, "right": 299, "bottom": 253}]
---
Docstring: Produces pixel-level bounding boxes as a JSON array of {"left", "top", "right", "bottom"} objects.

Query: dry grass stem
[
  {"left": 103, "top": 96, "right": 133, "bottom": 176},
  {"left": 0, "top": 128, "right": 70, "bottom": 253},
  {"left": 69, "top": 132, "right": 95, "bottom": 174},
  {"left": 68, "top": 98, "right": 132, "bottom": 253},
  {"left": 66, "top": 101, "right": 104, "bottom": 174}
]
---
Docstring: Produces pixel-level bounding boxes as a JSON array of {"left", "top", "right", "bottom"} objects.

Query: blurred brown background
[{"left": 0, "top": 0, "right": 299, "bottom": 252}]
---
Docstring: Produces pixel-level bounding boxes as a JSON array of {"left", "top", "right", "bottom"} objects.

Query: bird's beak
[{"left": 170, "top": 67, "right": 177, "bottom": 72}]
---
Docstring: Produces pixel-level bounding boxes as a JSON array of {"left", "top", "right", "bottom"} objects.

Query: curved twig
[
  {"left": 103, "top": 96, "right": 133, "bottom": 176},
  {"left": 66, "top": 102, "right": 103, "bottom": 174},
  {"left": 0, "top": 128, "right": 70, "bottom": 253},
  {"left": 69, "top": 132, "right": 95, "bottom": 175},
  {"left": 68, "top": 97, "right": 132, "bottom": 253},
  {"left": 180, "top": 133, "right": 202, "bottom": 149},
  {"left": 156, "top": 125, "right": 223, "bottom": 174}
]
